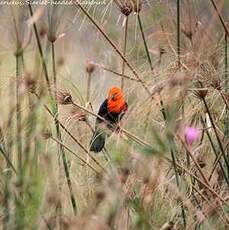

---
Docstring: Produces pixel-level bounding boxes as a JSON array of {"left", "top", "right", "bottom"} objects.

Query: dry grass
[{"left": 0, "top": 0, "right": 228, "bottom": 229}]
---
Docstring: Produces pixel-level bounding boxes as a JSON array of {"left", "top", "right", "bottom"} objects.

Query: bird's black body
[{"left": 90, "top": 99, "right": 127, "bottom": 153}]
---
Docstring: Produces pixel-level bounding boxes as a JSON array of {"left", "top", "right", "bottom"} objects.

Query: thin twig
[{"left": 75, "top": 2, "right": 152, "bottom": 97}]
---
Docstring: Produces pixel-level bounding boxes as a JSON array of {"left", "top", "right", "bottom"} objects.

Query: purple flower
[{"left": 184, "top": 126, "right": 200, "bottom": 145}]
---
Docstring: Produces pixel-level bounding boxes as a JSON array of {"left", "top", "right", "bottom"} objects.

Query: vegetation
[{"left": 0, "top": 0, "right": 228, "bottom": 229}]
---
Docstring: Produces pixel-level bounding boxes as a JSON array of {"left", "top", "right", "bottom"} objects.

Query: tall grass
[{"left": 0, "top": 1, "right": 228, "bottom": 229}]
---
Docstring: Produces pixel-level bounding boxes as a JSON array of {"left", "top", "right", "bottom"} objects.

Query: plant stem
[
  {"left": 121, "top": 16, "right": 128, "bottom": 90},
  {"left": 224, "top": 31, "right": 228, "bottom": 138},
  {"left": 28, "top": 4, "right": 50, "bottom": 91},
  {"left": 51, "top": 42, "right": 77, "bottom": 215},
  {"left": 177, "top": 0, "right": 181, "bottom": 67},
  {"left": 16, "top": 54, "right": 22, "bottom": 171},
  {"left": 137, "top": 12, "right": 153, "bottom": 72},
  {"left": 75, "top": 2, "right": 152, "bottom": 97},
  {"left": 96, "top": 64, "right": 141, "bottom": 82},
  {"left": 202, "top": 97, "right": 229, "bottom": 177},
  {"left": 86, "top": 73, "right": 91, "bottom": 103},
  {"left": 34, "top": 92, "right": 106, "bottom": 172},
  {"left": 200, "top": 116, "right": 229, "bottom": 184},
  {"left": 51, "top": 136, "right": 99, "bottom": 174},
  {"left": 209, "top": 0, "right": 229, "bottom": 37},
  {"left": 169, "top": 137, "right": 186, "bottom": 228}
]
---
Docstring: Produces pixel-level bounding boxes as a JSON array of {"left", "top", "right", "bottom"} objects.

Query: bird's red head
[{"left": 107, "top": 87, "right": 127, "bottom": 113}]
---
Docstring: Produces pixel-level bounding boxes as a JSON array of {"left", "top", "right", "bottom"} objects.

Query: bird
[{"left": 90, "top": 87, "right": 128, "bottom": 153}]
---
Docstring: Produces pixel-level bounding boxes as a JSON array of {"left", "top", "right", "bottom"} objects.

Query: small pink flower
[{"left": 184, "top": 126, "right": 200, "bottom": 145}]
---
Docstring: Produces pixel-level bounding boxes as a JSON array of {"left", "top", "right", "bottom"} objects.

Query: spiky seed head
[
  {"left": 211, "top": 79, "right": 222, "bottom": 90},
  {"left": 120, "top": 2, "right": 133, "bottom": 16},
  {"left": 23, "top": 74, "right": 36, "bottom": 93},
  {"left": 71, "top": 107, "right": 87, "bottom": 121},
  {"left": 194, "top": 88, "right": 208, "bottom": 99},
  {"left": 56, "top": 91, "right": 73, "bottom": 105}
]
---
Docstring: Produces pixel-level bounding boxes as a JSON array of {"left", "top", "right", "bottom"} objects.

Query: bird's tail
[{"left": 90, "top": 128, "right": 106, "bottom": 153}]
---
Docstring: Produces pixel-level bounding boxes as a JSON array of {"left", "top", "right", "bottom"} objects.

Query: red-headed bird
[{"left": 90, "top": 87, "right": 128, "bottom": 153}]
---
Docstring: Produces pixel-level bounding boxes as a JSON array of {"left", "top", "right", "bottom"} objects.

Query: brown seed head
[
  {"left": 47, "top": 34, "right": 57, "bottom": 43},
  {"left": 86, "top": 60, "right": 96, "bottom": 74},
  {"left": 182, "top": 28, "right": 193, "bottom": 41},
  {"left": 194, "top": 88, "right": 208, "bottom": 99},
  {"left": 120, "top": 2, "right": 133, "bottom": 16},
  {"left": 211, "top": 78, "right": 222, "bottom": 90},
  {"left": 42, "top": 130, "right": 52, "bottom": 139},
  {"left": 96, "top": 191, "right": 106, "bottom": 202},
  {"left": 39, "top": 26, "right": 48, "bottom": 38},
  {"left": 23, "top": 75, "right": 36, "bottom": 93},
  {"left": 56, "top": 91, "right": 73, "bottom": 105},
  {"left": 71, "top": 107, "right": 87, "bottom": 121}
]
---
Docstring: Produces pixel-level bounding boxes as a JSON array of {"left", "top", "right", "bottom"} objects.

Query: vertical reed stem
[
  {"left": 137, "top": 12, "right": 153, "bottom": 72},
  {"left": 202, "top": 97, "right": 229, "bottom": 177},
  {"left": 200, "top": 117, "right": 229, "bottom": 183},
  {"left": 177, "top": 0, "right": 181, "bottom": 67},
  {"left": 86, "top": 73, "right": 91, "bottom": 103},
  {"left": 121, "top": 16, "right": 128, "bottom": 90},
  {"left": 16, "top": 54, "right": 22, "bottom": 171},
  {"left": 224, "top": 31, "right": 228, "bottom": 138},
  {"left": 28, "top": 4, "right": 50, "bottom": 91},
  {"left": 51, "top": 42, "right": 77, "bottom": 215}
]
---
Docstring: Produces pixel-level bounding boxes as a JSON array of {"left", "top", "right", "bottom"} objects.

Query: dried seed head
[
  {"left": 71, "top": 107, "right": 87, "bottom": 121},
  {"left": 96, "top": 190, "right": 106, "bottom": 202},
  {"left": 47, "top": 34, "right": 57, "bottom": 43},
  {"left": 42, "top": 130, "right": 52, "bottom": 139},
  {"left": 86, "top": 60, "right": 96, "bottom": 74},
  {"left": 143, "top": 176, "right": 149, "bottom": 184},
  {"left": 39, "top": 26, "right": 48, "bottom": 38},
  {"left": 119, "top": 167, "right": 130, "bottom": 184},
  {"left": 211, "top": 78, "right": 222, "bottom": 90},
  {"left": 133, "top": 1, "right": 142, "bottom": 13},
  {"left": 193, "top": 88, "right": 208, "bottom": 99},
  {"left": 22, "top": 74, "right": 36, "bottom": 93},
  {"left": 56, "top": 91, "right": 73, "bottom": 105},
  {"left": 198, "top": 62, "right": 216, "bottom": 86},
  {"left": 120, "top": 2, "right": 133, "bottom": 16},
  {"left": 182, "top": 28, "right": 193, "bottom": 41}
]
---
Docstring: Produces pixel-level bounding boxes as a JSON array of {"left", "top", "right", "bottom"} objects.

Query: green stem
[{"left": 51, "top": 42, "right": 77, "bottom": 215}]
